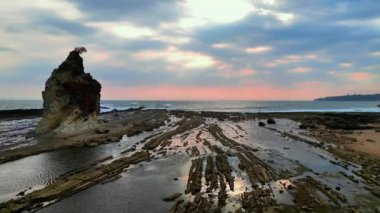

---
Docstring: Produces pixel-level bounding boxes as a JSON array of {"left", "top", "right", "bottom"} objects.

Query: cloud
[
  {"left": 88, "top": 21, "right": 155, "bottom": 39},
  {"left": 265, "top": 54, "right": 318, "bottom": 67},
  {"left": 238, "top": 68, "right": 256, "bottom": 76},
  {"left": 212, "top": 43, "right": 233, "bottom": 49},
  {"left": 133, "top": 46, "right": 217, "bottom": 70},
  {"left": 339, "top": 63, "right": 352, "bottom": 68},
  {"left": 288, "top": 67, "right": 312, "bottom": 74},
  {"left": 68, "top": 0, "right": 183, "bottom": 27},
  {"left": 245, "top": 46, "right": 272, "bottom": 54},
  {"left": 349, "top": 72, "right": 377, "bottom": 81},
  {"left": 31, "top": 13, "right": 96, "bottom": 36},
  {"left": 0, "top": 0, "right": 84, "bottom": 22},
  {"left": 181, "top": 0, "right": 253, "bottom": 26},
  {"left": 102, "top": 82, "right": 336, "bottom": 101},
  {"left": 0, "top": 47, "right": 12, "bottom": 52},
  {"left": 0, "top": 0, "right": 380, "bottom": 99},
  {"left": 252, "top": 7, "right": 295, "bottom": 24}
]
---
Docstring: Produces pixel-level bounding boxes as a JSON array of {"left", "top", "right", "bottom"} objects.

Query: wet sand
[
  {"left": 346, "top": 130, "right": 380, "bottom": 158},
  {"left": 0, "top": 109, "right": 380, "bottom": 212}
]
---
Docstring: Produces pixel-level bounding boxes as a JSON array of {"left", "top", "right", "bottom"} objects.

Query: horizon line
[{"left": 0, "top": 98, "right": 318, "bottom": 102}]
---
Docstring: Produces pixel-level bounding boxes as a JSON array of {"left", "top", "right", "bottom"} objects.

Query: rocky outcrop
[
  {"left": 267, "top": 118, "right": 276, "bottom": 124},
  {"left": 35, "top": 47, "right": 101, "bottom": 135}
]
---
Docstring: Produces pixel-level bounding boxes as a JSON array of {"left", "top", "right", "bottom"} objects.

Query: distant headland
[{"left": 315, "top": 94, "right": 380, "bottom": 101}]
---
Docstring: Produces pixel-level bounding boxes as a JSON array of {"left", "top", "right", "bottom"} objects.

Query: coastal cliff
[
  {"left": 315, "top": 94, "right": 380, "bottom": 101},
  {"left": 35, "top": 47, "right": 101, "bottom": 135}
]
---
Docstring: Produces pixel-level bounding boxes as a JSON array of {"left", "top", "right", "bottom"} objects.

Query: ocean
[{"left": 0, "top": 100, "right": 379, "bottom": 113}]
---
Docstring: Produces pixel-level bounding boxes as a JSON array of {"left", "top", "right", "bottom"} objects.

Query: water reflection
[
  {"left": 39, "top": 154, "right": 191, "bottom": 213},
  {"left": 0, "top": 129, "right": 163, "bottom": 203}
]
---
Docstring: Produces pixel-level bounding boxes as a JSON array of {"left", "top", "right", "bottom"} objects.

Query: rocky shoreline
[
  {"left": 0, "top": 109, "right": 42, "bottom": 121},
  {"left": 0, "top": 109, "right": 380, "bottom": 212}
]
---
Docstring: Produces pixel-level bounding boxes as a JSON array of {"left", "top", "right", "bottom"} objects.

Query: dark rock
[
  {"left": 258, "top": 122, "right": 266, "bottom": 127},
  {"left": 16, "top": 190, "right": 26, "bottom": 196},
  {"left": 99, "top": 119, "right": 109, "bottom": 123},
  {"left": 267, "top": 118, "right": 276, "bottom": 124},
  {"left": 95, "top": 128, "right": 109, "bottom": 134},
  {"left": 287, "top": 184, "right": 296, "bottom": 190},
  {"left": 0, "top": 109, "right": 42, "bottom": 120},
  {"left": 375, "top": 207, "right": 380, "bottom": 213},
  {"left": 173, "top": 178, "right": 178, "bottom": 181},
  {"left": 335, "top": 186, "right": 341, "bottom": 191},
  {"left": 35, "top": 47, "right": 101, "bottom": 135},
  {"left": 366, "top": 139, "right": 375, "bottom": 143},
  {"left": 86, "top": 143, "right": 98, "bottom": 147},
  {"left": 107, "top": 136, "right": 121, "bottom": 142},
  {"left": 132, "top": 106, "right": 145, "bottom": 111},
  {"left": 299, "top": 124, "right": 316, "bottom": 129},
  {"left": 25, "top": 131, "right": 34, "bottom": 139},
  {"left": 163, "top": 193, "right": 182, "bottom": 202},
  {"left": 120, "top": 147, "right": 136, "bottom": 154}
]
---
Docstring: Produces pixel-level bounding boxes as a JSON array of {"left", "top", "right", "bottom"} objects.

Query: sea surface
[{"left": 0, "top": 100, "right": 379, "bottom": 113}]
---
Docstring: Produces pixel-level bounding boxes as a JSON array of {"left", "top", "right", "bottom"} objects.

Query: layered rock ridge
[{"left": 35, "top": 47, "right": 101, "bottom": 135}]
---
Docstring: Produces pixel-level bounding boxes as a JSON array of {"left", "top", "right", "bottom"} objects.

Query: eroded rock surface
[{"left": 35, "top": 47, "right": 101, "bottom": 135}]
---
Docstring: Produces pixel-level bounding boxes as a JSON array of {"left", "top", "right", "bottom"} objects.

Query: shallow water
[
  {"left": 227, "top": 120, "right": 357, "bottom": 174},
  {"left": 219, "top": 119, "right": 374, "bottom": 206},
  {"left": 0, "top": 126, "right": 166, "bottom": 203},
  {"left": 39, "top": 154, "right": 191, "bottom": 213}
]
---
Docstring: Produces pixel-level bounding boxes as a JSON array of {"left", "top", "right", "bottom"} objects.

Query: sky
[{"left": 0, "top": 0, "right": 379, "bottom": 100}]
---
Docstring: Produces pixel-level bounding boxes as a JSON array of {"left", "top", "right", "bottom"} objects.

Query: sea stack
[{"left": 35, "top": 47, "right": 101, "bottom": 135}]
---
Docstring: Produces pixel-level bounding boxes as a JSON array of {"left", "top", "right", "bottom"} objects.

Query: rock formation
[{"left": 35, "top": 47, "right": 101, "bottom": 135}]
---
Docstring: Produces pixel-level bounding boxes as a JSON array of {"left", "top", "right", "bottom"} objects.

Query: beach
[
  {"left": 2, "top": 0, "right": 380, "bottom": 212},
  {"left": 0, "top": 108, "right": 379, "bottom": 212}
]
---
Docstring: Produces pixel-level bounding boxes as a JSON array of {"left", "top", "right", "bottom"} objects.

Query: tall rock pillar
[{"left": 35, "top": 47, "right": 101, "bottom": 135}]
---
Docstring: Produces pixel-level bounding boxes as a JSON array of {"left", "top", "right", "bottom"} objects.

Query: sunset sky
[{"left": 0, "top": 0, "right": 379, "bottom": 100}]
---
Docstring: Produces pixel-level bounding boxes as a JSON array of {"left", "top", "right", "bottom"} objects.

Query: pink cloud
[
  {"left": 265, "top": 53, "right": 318, "bottom": 67},
  {"left": 349, "top": 72, "right": 377, "bottom": 81},
  {"left": 288, "top": 67, "right": 312, "bottom": 73},
  {"left": 238, "top": 68, "right": 256, "bottom": 76},
  {"left": 101, "top": 83, "right": 336, "bottom": 101},
  {"left": 90, "top": 52, "right": 112, "bottom": 62}
]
